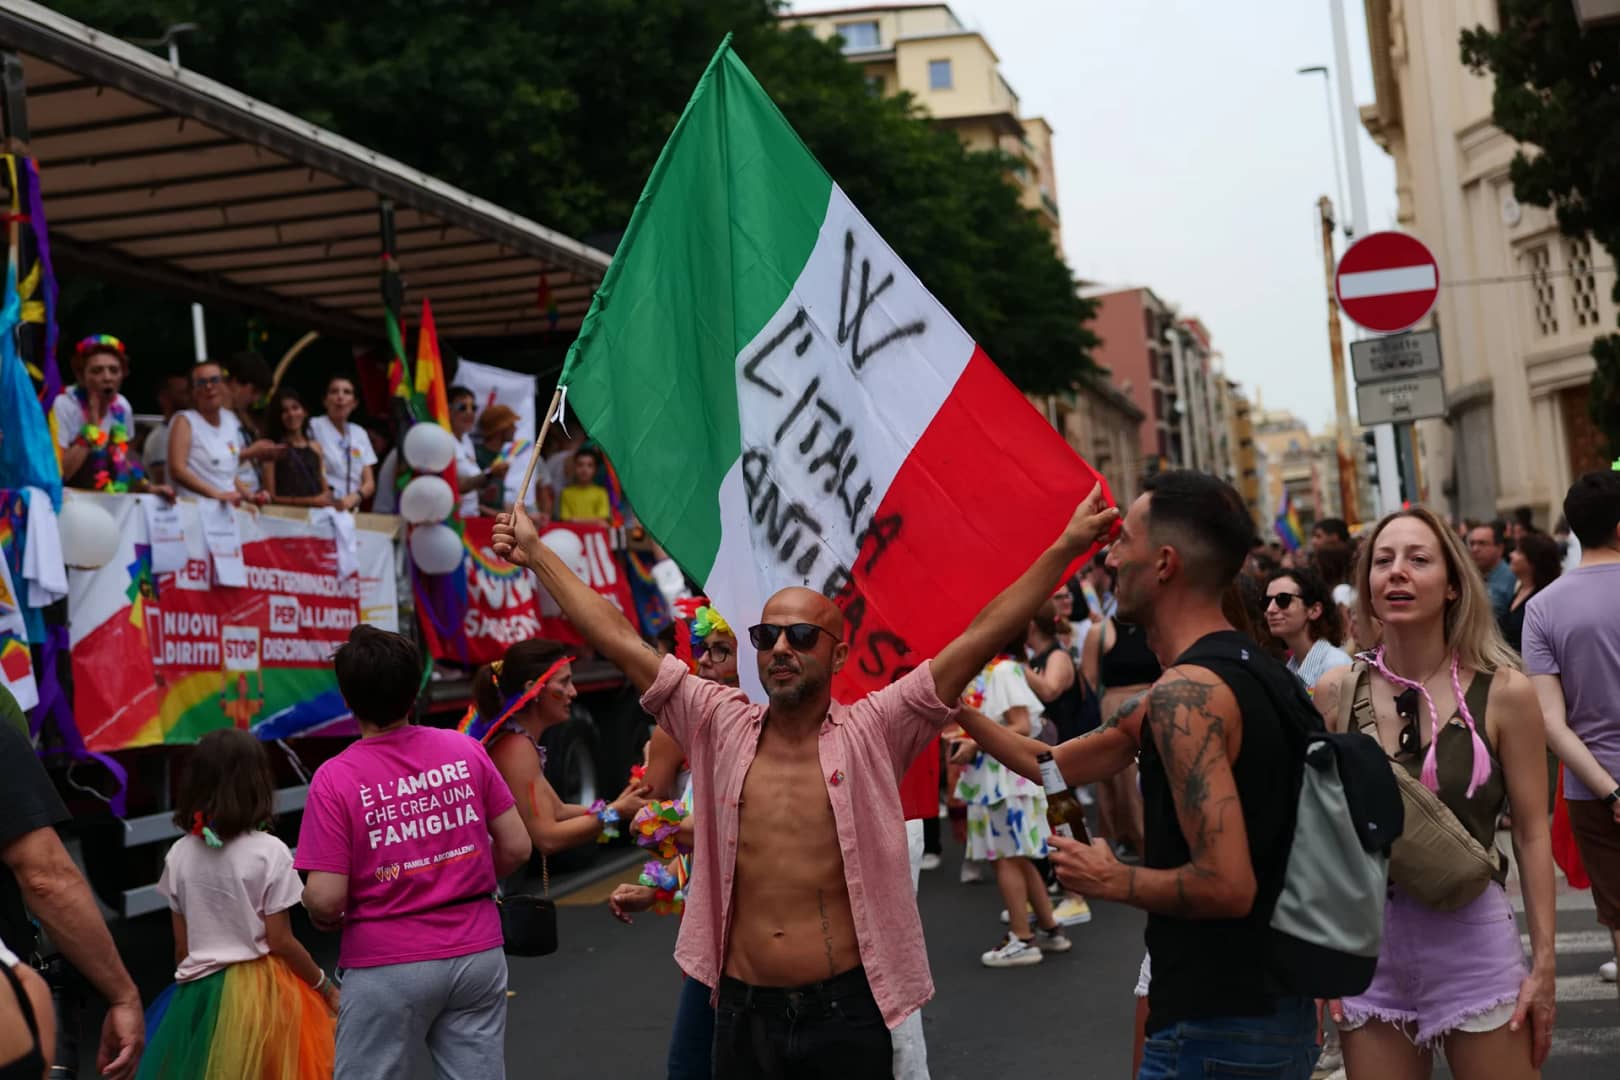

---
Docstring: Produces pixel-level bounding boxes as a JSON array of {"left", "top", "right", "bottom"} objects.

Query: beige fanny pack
[{"left": 1338, "top": 662, "right": 1498, "bottom": 912}]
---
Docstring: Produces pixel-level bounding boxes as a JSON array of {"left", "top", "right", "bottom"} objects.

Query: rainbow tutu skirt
[{"left": 137, "top": 955, "right": 335, "bottom": 1079}]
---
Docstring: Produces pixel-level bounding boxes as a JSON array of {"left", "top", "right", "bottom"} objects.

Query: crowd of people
[
  {"left": 45, "top": 335, "right": 619, "bottom": 524},
  {"left": 2, "top": 451, "right": 1618, "bottom": 1078}
]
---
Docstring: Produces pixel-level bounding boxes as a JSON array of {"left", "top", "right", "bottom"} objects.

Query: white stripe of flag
[{"left": 1338, "top": 264, "right": 1437, "bottom": 300}]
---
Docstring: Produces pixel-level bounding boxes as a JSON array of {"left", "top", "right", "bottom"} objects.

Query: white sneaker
[
  {"left": 919, "top": 853, "right": 942, "bottom": 872},
  {"left": 1033, "top": 925, "right": 1071, "bottom": 953},
  {"left": 959, "top": 859, "right": 986, "bottom": 884},
  {"left": 1052, "top": 896, "right": 1092, "bottom": 926},
  {"left": 981, "top": 934, "right": 1043, "bottom": 968},
  {"left": 1601, "top": 958, "right": 1618, "bottom": 982}
]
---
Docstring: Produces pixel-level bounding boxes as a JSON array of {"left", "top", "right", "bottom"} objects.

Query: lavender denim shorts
[{"left": 1340, "top": 883, "right": 1526, "bottom": 1047}]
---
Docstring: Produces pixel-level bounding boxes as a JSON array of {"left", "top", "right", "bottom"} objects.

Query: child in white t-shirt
[{"left": 139, "top": 729, "right": 336, "bottom": 1079}]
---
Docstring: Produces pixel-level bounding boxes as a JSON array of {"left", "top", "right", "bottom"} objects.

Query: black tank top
[
  {"left": 1099, "top": 620, "right": 1160, "bottom": 689},
  {"left": 1140, "top": 631, "right": 1296, "bottom": 1034},
  {"left": 1029, "top": 645, "right": 1087, "bottom": 741},
  {"left": 0, "top": 963, "right": 44, "bottom": 1080}
]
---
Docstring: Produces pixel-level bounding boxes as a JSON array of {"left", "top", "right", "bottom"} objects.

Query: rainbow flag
[
  {"left": 414, "top": 298, "right": 451, "bottom": 428},
  {"left": 1274, "top": 491, "right": 1304, "bottom": 552}
]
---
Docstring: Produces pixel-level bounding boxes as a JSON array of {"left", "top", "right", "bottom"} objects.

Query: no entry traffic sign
[{"left": 1335, "top": 231, "right": 1440, "bottom": 334}]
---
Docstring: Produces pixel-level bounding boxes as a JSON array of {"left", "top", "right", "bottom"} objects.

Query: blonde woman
[{"left": 1314, "top": 507, "right": 1556, "bottom": 1079}]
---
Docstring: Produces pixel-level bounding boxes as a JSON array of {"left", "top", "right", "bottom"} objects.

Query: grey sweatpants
[{"left": 336, "top": 946, "right": 508, "bottom": 1080}]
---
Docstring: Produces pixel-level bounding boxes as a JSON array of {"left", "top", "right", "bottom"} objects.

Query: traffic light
[{"left": 1362, "top": 430, "right": 1379, "bottom": 490}]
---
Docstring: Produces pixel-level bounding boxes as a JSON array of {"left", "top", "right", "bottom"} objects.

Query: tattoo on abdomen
[{"left": 818, "top": 888, "right": 836, "bottom": 978}]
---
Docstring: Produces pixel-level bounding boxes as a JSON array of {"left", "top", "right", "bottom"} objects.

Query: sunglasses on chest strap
[{"left": 1395, "top": 687, "right": 1422, "bottom": 755}]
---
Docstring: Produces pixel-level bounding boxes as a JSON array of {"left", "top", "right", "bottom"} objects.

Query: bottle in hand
[{"left": 1037, "top": 752, "right": 1090, "bottom": 843}]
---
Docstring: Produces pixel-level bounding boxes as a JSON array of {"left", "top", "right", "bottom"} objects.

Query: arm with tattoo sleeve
[{"left": 1116, "top": 667, "right": 1256, "bottom": 919}]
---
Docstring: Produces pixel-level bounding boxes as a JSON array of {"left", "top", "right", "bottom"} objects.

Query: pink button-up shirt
[{"left": 641, "top": 653, "right": 953, "bottom": 1029}]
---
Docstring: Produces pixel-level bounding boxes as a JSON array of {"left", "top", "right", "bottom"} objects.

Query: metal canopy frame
[{"left": 0, "top": 0, "right": 610, "bottom": 340}]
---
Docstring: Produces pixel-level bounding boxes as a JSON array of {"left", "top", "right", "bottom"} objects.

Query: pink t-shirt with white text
[{"left": 295, "top": 724, "right": 515, "bottom": 968}]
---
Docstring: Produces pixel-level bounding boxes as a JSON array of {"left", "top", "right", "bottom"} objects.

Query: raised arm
[
  {"left": 492, "top": 507, "right": 661, "bottom": 693},
  {"left": 932, "top": 486, "right": 1118, "bottom": 705},
  {"left": 1051, "top": 667, "right": 1255, "bottom": 919}
]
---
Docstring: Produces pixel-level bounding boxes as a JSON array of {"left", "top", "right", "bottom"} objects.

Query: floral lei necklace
[{"left": 71, "top": 385, "right": 145, "bottom": 493}]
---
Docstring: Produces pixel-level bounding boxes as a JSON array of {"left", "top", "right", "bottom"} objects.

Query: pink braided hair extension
[{"left": 1360, "top": 645, "right": 1493, "bottom": 798}]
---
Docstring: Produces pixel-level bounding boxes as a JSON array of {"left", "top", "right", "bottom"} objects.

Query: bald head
[{"left": 762, "top": 587, "right": 845, "bottom": 638}]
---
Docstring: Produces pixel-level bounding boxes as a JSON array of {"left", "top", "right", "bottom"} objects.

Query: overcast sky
[{"left": 786, "top": 0, "right": 1401, "bottom": 431}]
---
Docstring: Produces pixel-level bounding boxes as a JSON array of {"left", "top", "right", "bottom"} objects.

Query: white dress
[
  {"left": 174, "top": 408, "right": 243, "bottom": 497},
  {"left": 309, "top": 415, "right": 378, "bottom": 500},
  {"left": 953, "top": 660, "right": 1052, "bottom": 861}
]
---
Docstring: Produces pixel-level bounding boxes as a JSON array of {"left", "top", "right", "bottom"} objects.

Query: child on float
[{"left": 138, "top": 729, "right": 336, "bottom": 1080}]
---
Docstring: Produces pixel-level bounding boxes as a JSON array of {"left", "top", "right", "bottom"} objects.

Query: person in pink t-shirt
[
  {"left": 494, "top": 486, "right": 1118, "bottom": 1077},
  {"left": 297, "top": 627, "right": 531, "bottom": 1080}
]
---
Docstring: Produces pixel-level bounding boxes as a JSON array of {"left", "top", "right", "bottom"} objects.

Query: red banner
[
  {"left": 534, "top": 521, "right": 637, "bottom": 646},
  {"left": 415, "top": 518, "right": 636, "bottom": 666}
]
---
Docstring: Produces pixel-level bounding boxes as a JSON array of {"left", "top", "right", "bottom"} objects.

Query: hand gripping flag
[{"left": 557, "top": 38, "right": 1110, "bottom": 702}]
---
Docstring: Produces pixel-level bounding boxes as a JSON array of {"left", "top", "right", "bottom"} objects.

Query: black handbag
[{"left": 499, "top": 855, "right": 558, "bottom": 957}]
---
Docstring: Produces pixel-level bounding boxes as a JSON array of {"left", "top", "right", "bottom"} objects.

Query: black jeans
[{"left": 712, "top": 967, "right": 891, "bottom": 1079}]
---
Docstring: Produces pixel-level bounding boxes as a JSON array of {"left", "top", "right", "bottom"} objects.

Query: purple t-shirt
[
  {"left": 295, "top": 724, "right": 515, "bottom": 968},
  {"left": 1522, "top": 563, "right": 1620, "bottom": 800}
]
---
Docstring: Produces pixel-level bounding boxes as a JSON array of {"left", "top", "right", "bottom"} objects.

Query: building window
[
  {"left": 929, "top": 59, "right": 953, "bottom": 90},
  {"left": 864, "top": 74, "right": 884, "bottom": 96},
  {"left": 836, "top": 20, "right": 881, "bottom": 52},
  {"left": 1566, "top": 237, "right": 1600, "bottom": 328},
  {"left": 1527, "top": 243, "right": 1558, "bottom": 337}
]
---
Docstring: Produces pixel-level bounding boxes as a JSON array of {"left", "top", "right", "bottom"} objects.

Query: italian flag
[{"left": 560, "top": 39, "right": 1109, "bottom": 701}]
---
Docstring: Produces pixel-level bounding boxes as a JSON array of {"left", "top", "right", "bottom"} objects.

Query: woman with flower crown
[
  {"left": 1313, "top": 506, "right": 1556, "bottom": 1079},
  {"left": 52, "top": 335, "right": 170, "bottom": 496}
]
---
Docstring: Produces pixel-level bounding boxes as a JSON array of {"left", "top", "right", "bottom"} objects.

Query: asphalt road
[{"left": 86, "top": 829, "right": 1619, "bottom": 1078}]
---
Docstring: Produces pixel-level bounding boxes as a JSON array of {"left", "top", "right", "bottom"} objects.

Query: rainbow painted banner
[{"left": 65, "top": 494, "right": 398, "bottom": 750}]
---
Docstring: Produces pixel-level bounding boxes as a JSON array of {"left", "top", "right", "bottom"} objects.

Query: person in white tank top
[
  {"left": 308, "top": 375, "right": 377, "bottom": 511},
  {"left": 167, "top": 361, "right": 248, "bottom": 503}
]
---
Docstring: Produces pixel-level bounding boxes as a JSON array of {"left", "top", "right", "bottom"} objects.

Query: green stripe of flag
[{"left": 560, "top": 37, "right": 833, "bottom": 578}]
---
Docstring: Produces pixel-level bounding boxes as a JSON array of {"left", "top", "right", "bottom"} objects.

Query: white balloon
[
  {"left": 402, "top": 422, "right": 456, "bottom": 473},
  {"left": 399, "top": 475, "right": 454, "bottom": 524},
  {"left": 59, "top": 499, "right": 119, "bottom": 569},
  {"left": 540, "top": 527, "right": 591, "bottom": 583},
  {"left": 409, "top": 523, "right": 465, "bottom": 575}
]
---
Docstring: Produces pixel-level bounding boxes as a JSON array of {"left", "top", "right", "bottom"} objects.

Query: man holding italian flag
[{"left": 496, "top": 36, "right": 1116, "bottom": 1077}]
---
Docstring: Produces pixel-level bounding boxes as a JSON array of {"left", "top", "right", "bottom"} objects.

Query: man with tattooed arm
[
  {"left": 951, "top": 471, "right": 1319, "bottom": 1080},
  {"left": 494, "top": 487, "right": 1117, "bottom": 1078}
]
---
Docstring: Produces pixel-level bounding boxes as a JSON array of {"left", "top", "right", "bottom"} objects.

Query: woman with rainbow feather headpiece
[{"left": 610, "top": 604, "right": 731, "bottom": 1080}]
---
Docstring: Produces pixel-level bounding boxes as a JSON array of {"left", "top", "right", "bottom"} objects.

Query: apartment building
[
  {"left": 1361, "top": 0, "right": 1612, "bottom": 525},
  {"left": 779, "top": 3, "right": 1062, "bottom": 246}
]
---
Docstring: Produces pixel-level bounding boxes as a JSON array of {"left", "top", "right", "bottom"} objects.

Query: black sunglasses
[
  {"left": 1266, "top": 591, "right": 1302, "bottom": 610},
  {"left": 192, "top": 374, "right": 224, "bottom": 387},
  {"left": 452, "top": 401, "right": 476, "bottom": 412},
  {"left": 748, "top": 623, "right": 832, "bottom": 652},
  {"left": 1396, "top": 687, "right": 1421, "bottom": 755}
]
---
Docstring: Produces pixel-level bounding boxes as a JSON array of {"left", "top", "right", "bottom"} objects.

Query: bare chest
[{"left": 737, "top": 732, "right": 840, "bottom": 861}]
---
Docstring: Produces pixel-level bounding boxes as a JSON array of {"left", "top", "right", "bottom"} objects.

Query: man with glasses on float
[{"left": 494, "top": 489, "right": 1117, "bottom": 1077}]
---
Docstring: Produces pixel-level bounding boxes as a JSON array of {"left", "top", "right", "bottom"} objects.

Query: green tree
[
  {"left": 1462, "top": 2, "right": 1620, "bottom": 455},
  {"left": 49, "top": 0, "right": 1095, "bottom": 394}
]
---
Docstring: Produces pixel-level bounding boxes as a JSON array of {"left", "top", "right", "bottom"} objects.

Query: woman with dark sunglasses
[
  {"left": 1264, "top": 566, "right": 1351, "bottom": 694},
  {"left": 1313, "top": 507, "right": 1555, "bottom": 1079}
]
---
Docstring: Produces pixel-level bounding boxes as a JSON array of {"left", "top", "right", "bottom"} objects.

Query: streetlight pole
[
  {"left": 1317, "top": 195, "right": 1360, "bottom": 524},
  {"left": 1326, "top": 0, "right": 1403, "bottom": 515},
  {"left": 1297, "top": 66, "right": 1349, "bottom": 237}
]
